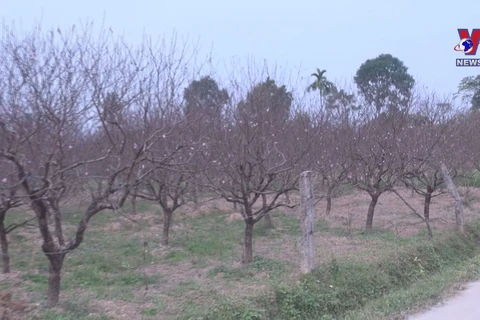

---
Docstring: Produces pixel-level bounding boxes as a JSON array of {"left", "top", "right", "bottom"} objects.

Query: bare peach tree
[
  {"left": 0, "top": 26, "right": 193, "bottom": 307},
  {"left": 304, "top": 83, "right": 359, "bottom": 215},
  {"left": 348, "top": 109, "right": 412, "bottom": 234},
  {"left": 399, "top": 96, "right": 457, "bottom": 237},
  {"left": 134, "top": 108, "right": 201, "bottom": 246},
  {"left": 311, "top": 123, "right": 351, "bottom": 215},
  {"left": 202, "top": 76, "right": 315, "bottom": 263}
]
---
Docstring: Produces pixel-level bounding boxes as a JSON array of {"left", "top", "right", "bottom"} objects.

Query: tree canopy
[
  {"left": 307, "top": 68, "right": 335, "bottom": 109},
  {"left": 183, "top": 76, "right": 229, "bottom": 121},
  {"left": 354, "top": 54, "right": 415, "bottom": 114},
  {"left": 238, "top": 77, "right": 293, "bottom": 124},
  {"left": 457, "top": 75, "right": 480, "bottom": 111}
]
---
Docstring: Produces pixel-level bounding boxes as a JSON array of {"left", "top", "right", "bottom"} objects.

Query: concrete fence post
[{"left": 299, "top": 171, "right": 315, "bottom": 274}]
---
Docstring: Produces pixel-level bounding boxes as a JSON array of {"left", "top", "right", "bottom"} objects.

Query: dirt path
[{"left": 409, "top": 281, "right": 480, "bottom": 320}]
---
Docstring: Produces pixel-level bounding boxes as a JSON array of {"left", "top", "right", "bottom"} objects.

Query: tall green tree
[
  {"left": 457, "top": 75, "right": 480, "bottom": 110},
  {"left": 183, "top": 76, "right": 229, "bottom": 123},
  {"left": 325, "top": 87, "right": 360, "bottom": 126},
  {"left": 183, "top": 76, "right": 229, "bottom": 209},
  {"left": 238, "top": 77, "right": 293, "bottom": 124},
  {"left": 354, "top": 54, "right": 415, "bottom": 115},
  {"left": 307, "top": 68, "right": 335, "bottom": 109}
]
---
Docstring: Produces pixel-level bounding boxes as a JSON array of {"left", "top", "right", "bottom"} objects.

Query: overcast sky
[{"left": 2, "top": 0, "right": 480, "bottom": 99}]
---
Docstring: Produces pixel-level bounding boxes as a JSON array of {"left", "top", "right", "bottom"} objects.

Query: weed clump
[
  {"left": 271, "top": 226, "right": 480, "bottom": 319},
  {"left": 200, "top": 222, "right": 480, "bottom": 320}
]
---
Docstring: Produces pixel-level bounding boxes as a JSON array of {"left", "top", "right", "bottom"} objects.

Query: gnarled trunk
[
  {"left": 46, "top": 251, "right": 66, "bottom": 307},
  {"left": 0, "top": 217, "right": 9, "bottom": 273},
  {"left": 264, "top": 213, "right": 274, "bottom": 229},
  {"left": 52, "top": 205, "right": 65, "bottom": 246},
  {"left": 424, "top": 187, "right": 433, "bottom": 238},
  {"left": 425, "top": 219, "right": 433, "bottom": 238},
  {"left": 131, "top": 191, "right": 138, "bottom": 215},
  {"left": 244, "top": 219, "right": 254, "bottom": 263},
  {"left": 366, "top": 192, "right": 380, "bottom": 234},
  {"left": 192, "top": 185, "right": 199, "bottom": 210},
  {"left": 326, "top": 185, "right": 333, "bottom": 215},
  {"left": 262, "top": 194, "right": 274, "bottom": 229},
  {"left": 162, "top": 209, "right": 173, "bottom": 246},
  {"left": 285, "top": 191, "right": 291, "bottom": 205}
]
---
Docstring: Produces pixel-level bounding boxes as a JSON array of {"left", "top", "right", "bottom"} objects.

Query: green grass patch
[
  {"left": 170, "top": 211, "right": 243, "bottom": 261},
  {"left": 198, "top": 221, "right": 480, "bottom": 320},
  {"left": 31, "top": 295, "right": 111, "bottom": 320},
  {"left": 208, "top": 256, "right": 290, "bottom": 281},
  {"left": 168, "top": 210, "right": 305, "bottom": 263},
  {"left": 343, "top": 254, "right": 480, "bottom": 320}
]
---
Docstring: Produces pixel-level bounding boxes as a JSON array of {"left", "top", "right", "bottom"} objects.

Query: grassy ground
[{"left": 1, "top": 187, "right": 480, "bottom": 319}]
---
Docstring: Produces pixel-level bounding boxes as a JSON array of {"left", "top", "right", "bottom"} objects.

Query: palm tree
[{"left": 307, "top": 68, "right": 335, "bottom": 109}]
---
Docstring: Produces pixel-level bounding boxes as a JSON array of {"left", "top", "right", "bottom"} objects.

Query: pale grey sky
[{"left": 2, "top": 0, "right": 480, "bottom": 99}]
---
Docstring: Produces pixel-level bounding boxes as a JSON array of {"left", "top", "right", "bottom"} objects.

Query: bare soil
[{"left": 0, "top": 291, "right": 30, "bottom": 320}]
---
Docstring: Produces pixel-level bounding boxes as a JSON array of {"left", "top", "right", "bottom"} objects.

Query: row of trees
[{"left": 0, "top": 26, "right": 479, "bottom": 308}]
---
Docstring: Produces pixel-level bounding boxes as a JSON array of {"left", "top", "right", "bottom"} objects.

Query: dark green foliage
[
  {"left": 238, "top": 77, "right": 293, "bottom": 124},
  {"left": 271, "top": 228, "right": 480, "bottom": 319},
  {"left": 183, "top": 75, "right": 229, "bottom": 122},
  {"left": 325, "top": 87, "right": 359, "bottom": 111},
  {"left": 307, "top": 69, "right": 335, "bottom": 108},
  {"left": 472, "top": 90, "right": 480, "bottom": 110},
  {"left": 457, "top": 75, "right": 480, "bottom": 110},
  {"left": 354, "top": 54, "right": 415, "bottom": 114}
]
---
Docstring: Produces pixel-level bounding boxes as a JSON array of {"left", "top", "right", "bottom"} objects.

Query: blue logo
[{"left": 454, "top": 38, "right": 474, "bottom": 53}]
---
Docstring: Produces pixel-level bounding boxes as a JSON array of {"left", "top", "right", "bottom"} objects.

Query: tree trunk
[
  {"left": 46, "top": 252, "right": 66, "bottom": 307},
  {"left": 192, "top": 187, "right": 199, "bottom": 210},
  {"left": 264, "top": 213, "right": 274, "bottom": 228},
  {"left": 366, "top": 192, "right": 380, "bottom": 235},
  {"left": 31, "top": 197, "right": 65, "bottom": 307},
  {"left": 244, "top": 219, "right": 254, "bottom": 263},
  {"left": 424, "top": 188, "right": 433, "bottom": 238},
  {"left": 0, "top": 219, "right": 9, "bottom": 273},
  {"left": 300, "top": 171, "right": 315, "bottom": 274},
  {"left": 162, "top": 209, "right": 173, "bottom": 246},
  {"left": 131, "top": 191, "right": 137, "bottom": 215},
  {"left": 48, "top": 200, "right": 65, "bottom": 246},
  {"left": 262, "top": 194, "right": 274, "bottom": 229},
  {"left": 425, "top": 218, "right": 433, "bottom": 238},
  {"left": 326, "top": 185, "right": 333, "bottom": 215},
  {"left": 52, "top": 207, "right": 65, "bottom": 247},
  {"left": 440, "top": 163, "right": 465, "bottom": 233},
  {"left": 285, "top": 191, "right": 291, "bottom": 205}
]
